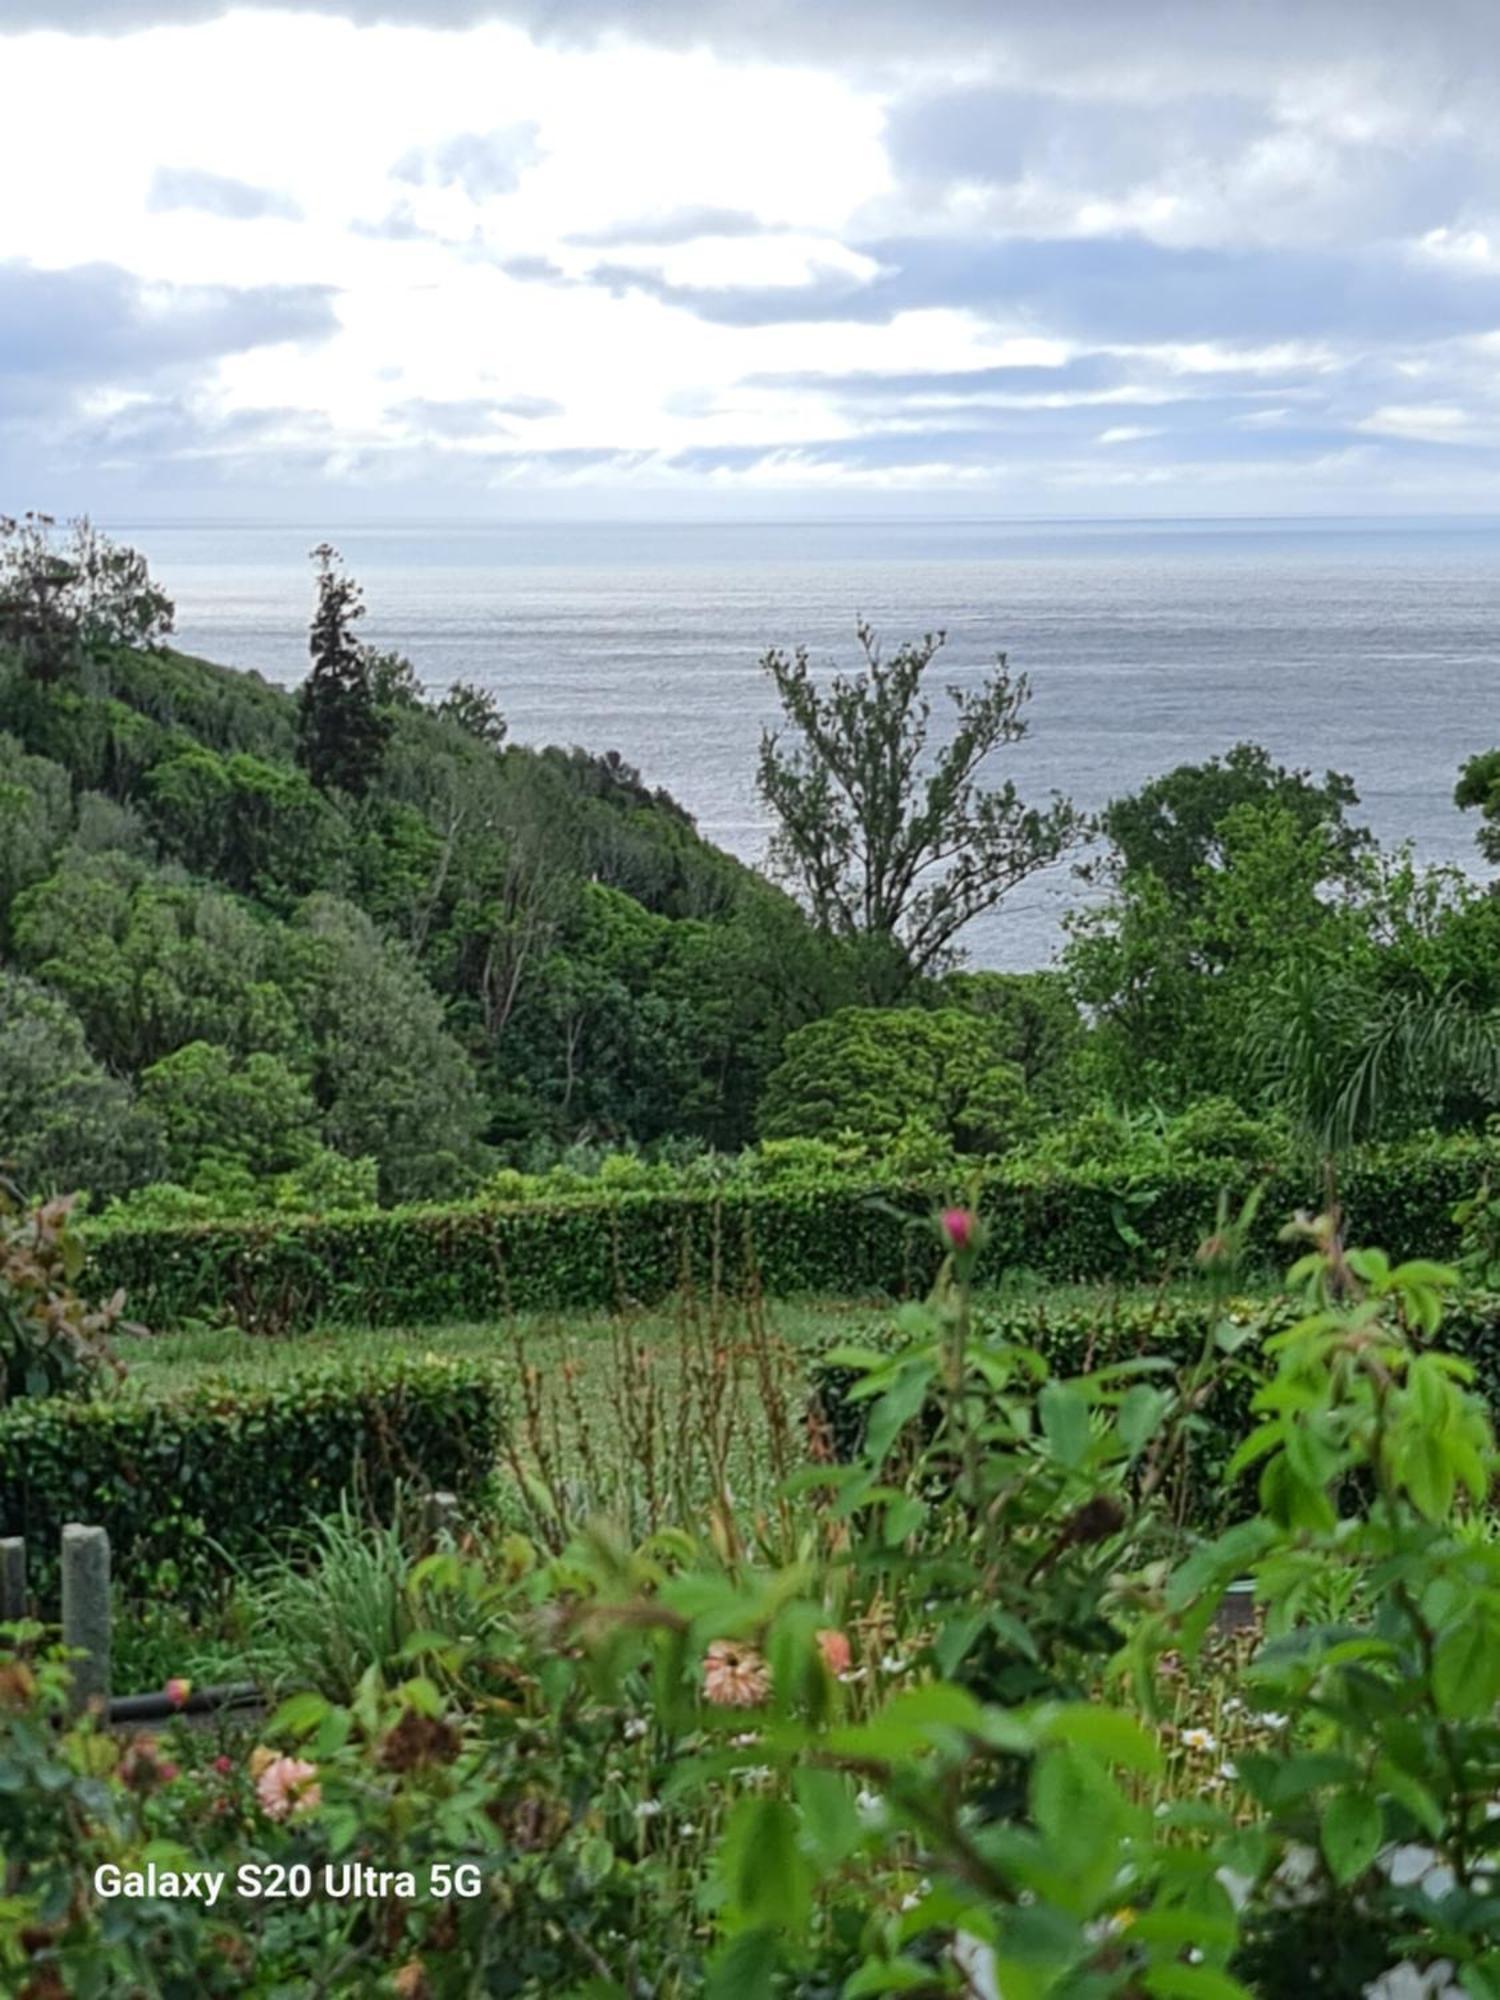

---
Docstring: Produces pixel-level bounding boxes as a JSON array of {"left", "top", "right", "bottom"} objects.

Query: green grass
[{"left": 111, "top": 1277, "right": 1239, "bottom": 1394}]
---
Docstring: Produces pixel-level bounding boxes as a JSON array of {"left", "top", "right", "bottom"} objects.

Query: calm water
[{"left": 108, "top": 516, "right": 1500, "bottom": 970}]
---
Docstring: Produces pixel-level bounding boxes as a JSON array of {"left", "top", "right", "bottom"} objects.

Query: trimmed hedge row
[
  {"left": 808, "top": 1288, "right": 1500, "bottom": 1526},
  {"left": 85, "top": 1134, "right": 1500, "bottom": 1333},
  {"left": 0, "top": 1355, "right": 502, "bottom": 1605}
]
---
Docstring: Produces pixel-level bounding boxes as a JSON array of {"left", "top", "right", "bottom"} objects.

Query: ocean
[{"left": 108, "top": 515, "right": 1500, "bottom": 971}]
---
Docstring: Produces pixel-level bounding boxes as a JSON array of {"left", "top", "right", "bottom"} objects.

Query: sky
[{"left": 4, "top": 0, "right": 1500, "bottom": 519}]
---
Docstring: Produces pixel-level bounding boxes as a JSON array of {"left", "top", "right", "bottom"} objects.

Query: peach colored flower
[
  {"left": 255, "top": 1755, "right": 321, "bottom": 1821},
  {"left": 702, "top": 1640, "right": 770, "bottom": 1708},
  {"left": 248, "top": 1745, "right": 277, "bottom": 1780},
  {"left": 816, "top": 1628, "right": 852, "bottom": 1676}
]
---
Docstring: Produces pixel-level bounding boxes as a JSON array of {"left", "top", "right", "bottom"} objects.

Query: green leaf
[
  {"left": 792, "top": 1768, "right": 862, "bottom": 1870},
  {"left": 841, "top": 1959, "right": 935, "bottom": 1993},
  {"left": 1321, "top": 1790, "right": 1383, "bottom": 1886},
  {"left": 576, "top": 1835, "right": 614, "bottom": 1888},
  {"left": 1038, "top": 1382, "right": 1091, "bottom": 1469},
  {"left": 1040, "top": 1703, "right": 1163, "bottom": 1775},
  {"left": 1435, "top": 1606, "right": 1500, "bottom": 1719},
  {"left": 705, "top": 1926, "right": 780, "bottom": 1998},
  {"left": 720, "top": 1797, "right": 812, "bottom": 1932},
  {"left": 266, "top": 1690, "right": 331, "bottom": 1739},
  {"left": 1143, "top": 1968, "right": 1254, "bottom": 2000}
]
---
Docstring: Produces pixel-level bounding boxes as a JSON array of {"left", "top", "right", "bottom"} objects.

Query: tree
[
  {"left": 139, "top": 1041, "right": 321, "bottom": 1183},
  {"left": 0, "top": 971, "right": 164, "bottom": 1197},
  {"left": 756, "top": 1006, "right": 1033, "bottom": 1154},
  {"left": 0, "top": 514, "right": 173, "bottom": 683},
  {"left": 438, "top": 680, "right": 507, "bottom": 749},
  {"left": 296, "top": 544, "right": 390, "bottom": 799},
  {"left": 756, "top": 623, "right": 1082, "bottom": 991},
  {"left": 287, "top": 895, "right": 488, "bottom": 1200},
  {"left": 1455, "top": 749, "right": 1500, "bottom": 864},
  {"left": 1095, "top": 741, "right": 1369, "bottom": 907}
]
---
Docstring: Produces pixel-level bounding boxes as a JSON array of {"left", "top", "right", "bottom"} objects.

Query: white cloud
[{"left": 4, "top": 3, "right": 1500, "bottom": 511}]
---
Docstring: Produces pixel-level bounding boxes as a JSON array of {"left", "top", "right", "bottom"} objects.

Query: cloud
[
  {"left": 0, "top": 259, "right": 339, "bottom": 408},
  {"left": 391, "top": 393, "right": 561, "bottom": 434},
  {"left": 147, "top": 165, "right": 303, "bottom": 220},
  {"left": 568, "top": 207, "right": 767, "bottom": 247},
  {"left": 10, "top": 0, "right": 1500, "bottom": 88},
  {"left": 393, "top": 122, "right": 542, "bottom": 199},
  {"left": 569, "top": 232, "right": 1500, "bottom": 344}
]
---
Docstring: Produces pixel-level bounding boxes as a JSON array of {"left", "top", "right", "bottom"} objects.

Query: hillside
[{"left": 0, "top": 637, "right": 849, "bottom": 1205}]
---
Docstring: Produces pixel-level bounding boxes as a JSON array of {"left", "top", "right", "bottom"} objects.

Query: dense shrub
[
  {"left": 0, "top": 1353, "right": 501, "bottom": 1603},
  {"left": 87, "top": 1132, "right": 1500, "bottom": 1332},
  {"left": 809, "top": 1284, "right": 1500, "bottom": 1525}
]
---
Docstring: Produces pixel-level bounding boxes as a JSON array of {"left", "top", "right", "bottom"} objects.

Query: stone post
[
  {"left": 0, "top": 1538, "right": 24, "bottom": 1624},
  {"left": 61, "top": 1524, "right": 110, "bottom": 1713}
]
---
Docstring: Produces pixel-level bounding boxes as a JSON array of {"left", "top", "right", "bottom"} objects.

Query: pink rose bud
[
  {"left": 164, "top": 1677, "right": 192, "bottom": 1710},
  {"left": 940, "top": 1208, "right": 976, "bottom": 1252},
  {"left": 213, "top": 1754, "right": 234, "bottom": 1775}
]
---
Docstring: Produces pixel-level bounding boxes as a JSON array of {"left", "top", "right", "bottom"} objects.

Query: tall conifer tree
[{"left": 297, "top": 543, "right": 389, "bottom": 798}]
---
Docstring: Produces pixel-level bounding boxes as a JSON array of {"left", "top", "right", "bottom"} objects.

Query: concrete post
[
  {"left": 61, "top": 1524, "right": 110, "bottom": 1713},
  {"left": 0, "top": 1538, "right": 24, "bottom": 1624}
]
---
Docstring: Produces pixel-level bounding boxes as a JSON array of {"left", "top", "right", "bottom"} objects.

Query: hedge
[
  {"left": 0, "top": 1354, "right": 502, "bottom": 1606},
  {"left": 808, "top": 1287, "right": 1500, "bottom": 1528},
  {"left": 84, "top": 1133, "right": 1500, "bottom": 1334}
]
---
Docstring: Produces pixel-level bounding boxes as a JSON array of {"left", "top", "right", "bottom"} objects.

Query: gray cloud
[
  {"left": 147, "top": 165, "right": 303, "bottom": 220},
  {"left": 8, "top": 0, "right": 1500, "bottom": 82},
  {"left": 394, "top": 122, "right": 541, "bottom": 200},
  {"left": 0, "top": 259, "right": 339, "bottom": 408},
  {"left": 562, "top": 235, "right": 1500, "bottom": 344}
]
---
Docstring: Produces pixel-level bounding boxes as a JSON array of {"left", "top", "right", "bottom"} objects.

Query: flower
[
  {"left": 880, "top": 1654, "right": 910, "bottom": 1675},
  {"left": 213, "top": 1754, "right": 233, "bottom": 1776},
  {"left": 939, "top": 1208, "right": 976, "bottom": 1253},
  {"left": 622, "top": 1717, "right": 648, "bottom": 1742},
  {"left": 1180, "top": 1727, "right": 1218, "bottom": 1754},
  {"left": 816, "top": 1628, "right": 851, "bottom": 1676},
  {"left": 163, "top": 1676, "right": 192, "bottom": 1710},
  {"left": 255, "top": 1755, "right": 321, "bottom": 1822},
  {"left": 118, "top": 1734, "right": 172, "bottom": 1794},
  {"left": 1255, "top": 1711, "right": 1289, "bottom": 1730},
  {"left": 702, "top": 1640, "right": 770, "bottom": 1708},
  {"left": 634, "top": 1798, "right": 664, "bottom": 1819}
]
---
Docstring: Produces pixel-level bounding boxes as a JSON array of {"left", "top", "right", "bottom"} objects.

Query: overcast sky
[{"left": 5, "top": 0, "right": 1500, "bottom": 518}]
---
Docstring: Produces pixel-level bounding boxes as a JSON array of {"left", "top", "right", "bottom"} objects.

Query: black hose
[{"left": 107, "top": 1681, "right": 260, "bottom": 1723}]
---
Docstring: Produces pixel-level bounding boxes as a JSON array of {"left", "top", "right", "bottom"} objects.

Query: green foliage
[
  {"left": 296, "top": 543, "right": 390, "bottom": 799},
  {"left": 140, "top": 1041, "right": 322, "bottom": 1182},
  {"left": 1148, "top": 1216, "right": 1500, "bottom": 1990},
  {"left": 1097, "top": 740, "right": 1368, "bottom": 908},
  {"left": 758, "top": 620, "right": 1084, "bottom": 989},
  {"left": 1455, "top": 745, "right": 1500, "bottom": 864},
  {"left": 0, "top": 969, "right": 164, "bottom": 1198},
  {"left": 0, "top": 1352, "right": 500, "bottom": 1603},
  {"left": 83, "top": 1132, "right": 1500, "bottom": 1332},
  {"left": 0, "top": 1182, "right": 129, "bottom": 1404},
  {"left": 142, "top": 743, "right": 348, "bottom": 902},
  {"left": 0, "top": 513, "right": 173, "bottom": 683},
  {"left": 437, "top": 677, "right": 507, "bottom": 746},
  {"left": 758, "top": 1004, "right": 1034, "bottom": 1152}
]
